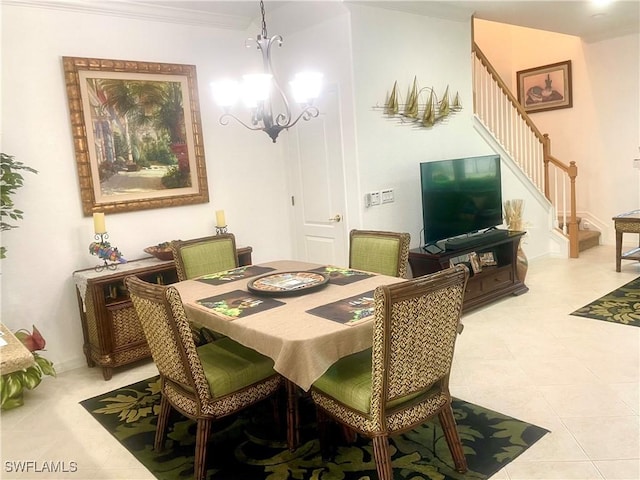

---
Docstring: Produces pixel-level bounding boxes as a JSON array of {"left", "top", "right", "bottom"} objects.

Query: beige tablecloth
[{"left": 173, "top": 260, "right": 404, "bottom": 391}]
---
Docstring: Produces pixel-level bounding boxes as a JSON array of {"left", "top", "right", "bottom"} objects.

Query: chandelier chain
[{"left": 259, "top": 0, "right": 268, "bottom": 38}]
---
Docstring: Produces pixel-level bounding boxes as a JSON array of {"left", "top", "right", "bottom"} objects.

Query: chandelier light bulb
[
  {"left": 290, "top": 72, "right": 323, "bottom": 104},
  {"left": 241, "top": 73, "right": 273, "bottom": 107}
]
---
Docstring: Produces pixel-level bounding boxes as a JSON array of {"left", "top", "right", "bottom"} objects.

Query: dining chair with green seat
[
  {"left": 310, "top": 265, "right": 469, "bottom": 480},
  {"left": 125, "top": 275, "right": 283, "bottom": 480},
  {"left": 171, "top": 233, "right": 238, "bottom": 282},
  {"left": 349, "top": 229, "right": 411, "bottom": 278}
]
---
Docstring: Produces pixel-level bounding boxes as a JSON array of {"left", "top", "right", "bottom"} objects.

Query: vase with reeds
[{"left": 504, "top": 199, "right": 528, "bottom": 283}]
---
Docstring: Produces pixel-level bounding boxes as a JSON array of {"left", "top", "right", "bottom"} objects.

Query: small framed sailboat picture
[{"left": 516, "top": 60, "right": 572, "bottom": 114}]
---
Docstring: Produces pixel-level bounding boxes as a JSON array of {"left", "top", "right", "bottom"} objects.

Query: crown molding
[{"left": 3, "top": 0, "right": 253, "bottom": 30}]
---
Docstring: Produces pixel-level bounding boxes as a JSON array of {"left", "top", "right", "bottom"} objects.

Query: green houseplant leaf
[
  {"left": 1, "top": 152, "right": 38, "bottom": 259},
  {"left": 20, "top": 367, "right": 42, "bottom": 390},
  {"left": 34, "top": 354, "right": 56, "bottom": 377},
  {"left": 0, "top": 326, "right": 56, "bottom": 410}
]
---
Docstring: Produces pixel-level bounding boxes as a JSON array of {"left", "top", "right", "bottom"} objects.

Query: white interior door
[{"left": 288, "top": 84, "right": 348, "bottom": 265}]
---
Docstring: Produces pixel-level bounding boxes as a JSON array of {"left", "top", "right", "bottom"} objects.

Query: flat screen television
[{"left": 420, "top": 154, "right": 503, "bottom": 245}]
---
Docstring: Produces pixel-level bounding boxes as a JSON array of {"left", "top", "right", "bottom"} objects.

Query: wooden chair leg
[
  {"left": 194, "top": 418, "right": 212, "bottom": 480},
  {"left": 372, "top": 435, "right": 393, "bottom": 480},
  {"left": 270, "top": 393, "right": 282, "bottom": 436},
  {"left": 154, "top": 395, "right": 171, "bottom": 451},
  {"left": 315, "top": 407, "right": 332, "bottom": 460},
  {"left": 285, "top": 379, "right": 300, "bottom": 451},
  {"left": 438, "top": 404, "right": 468, "bottom": 473}
]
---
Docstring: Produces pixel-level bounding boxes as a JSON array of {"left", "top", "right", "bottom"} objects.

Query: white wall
[
  {"left": 583, "top": 33, "right": 640, "bottom": 243},
  {"left": 268, "top": 3, "right": 360, "bottom": 259},
  {"left": 275, "top": 4, "right": 551, "bottom": 260},
  {"left": 475, "top": 19, "right": 640, "bottom": 245},
  {"left": 0, "top": 4, "right": 293, "bottom": 372},
  {"left": 347, "top": 5, "right": 496, "bottom": 248}
]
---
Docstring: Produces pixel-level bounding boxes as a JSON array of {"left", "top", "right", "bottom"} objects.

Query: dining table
[{"left": 172, "top": 259, "right": 405, "bottom": 447}]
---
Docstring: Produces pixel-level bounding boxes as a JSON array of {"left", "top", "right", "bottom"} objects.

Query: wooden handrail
[
  {"left": 472, "top": 43, "right": 545, "bottom": 142},
  {"left": 543, "top": 134, "right": 579, "bottom": 258},
  {"left": 473, "top": 42, "right": 580, "bottom": 258}
]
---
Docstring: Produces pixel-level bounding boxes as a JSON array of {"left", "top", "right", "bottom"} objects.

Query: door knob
[{"left": 328, "top": 214, "right": 342, "bottom": 223}]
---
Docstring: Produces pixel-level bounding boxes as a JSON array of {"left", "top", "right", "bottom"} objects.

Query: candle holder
[
  {"left": 89, "top": 232, "right": 127, "bottom": 272},
  {"left": 215, "top": 225, "right": 228, "bottom": 235}
]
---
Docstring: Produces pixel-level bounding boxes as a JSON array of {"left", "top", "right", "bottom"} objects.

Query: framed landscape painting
[
  {"left": 516, "top": 60, "right": 572, "bottom": 114},
  {"left": 63, "top": 57, "right": 209, "bottom": 215}
]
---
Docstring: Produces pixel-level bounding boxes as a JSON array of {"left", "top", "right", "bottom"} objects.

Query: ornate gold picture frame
[{"left": 63, "top": 57, "right": 209, "bottom": 215}]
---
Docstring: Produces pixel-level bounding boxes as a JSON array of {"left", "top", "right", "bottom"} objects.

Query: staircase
[
  {"left": 472, "top": 44, "right": 587, "bottom": 257},
  {"left": 559, "top": 217, "right": 601, "bottom": 252},
  {"left": 579, "top": 230, "right": 601, "bottom": 252}
]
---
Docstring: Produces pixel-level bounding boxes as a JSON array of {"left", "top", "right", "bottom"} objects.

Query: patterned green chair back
[
  {"left": 349, "top": 230, "right": 410, "bottom": 278},
  {"left": 310, "top": 266, "right": 470, "bottom": 477},
  {"left": 125, "top": 276, "right": 210, "bottom": 401},
  {"left": 172, "top": 234, "right": 238, "bottom": 281},
  {"left": 370, "top": 265, "right": 467, "bottom": 420}
]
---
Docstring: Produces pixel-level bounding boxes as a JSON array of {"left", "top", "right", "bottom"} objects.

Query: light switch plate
[
  {"left": 370, "top": 191, "right": 381, "bottom": 205},
  {"left": 381, "top": 189, "right": 394, "bottom": 203}
]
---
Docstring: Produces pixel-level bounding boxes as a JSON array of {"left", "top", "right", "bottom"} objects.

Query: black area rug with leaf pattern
[
  {"left": 571, "top": 276, "right": 640, "bottom": 327},
  {"left": 80, "top": 376, "right": 549, "bottom": 480}
]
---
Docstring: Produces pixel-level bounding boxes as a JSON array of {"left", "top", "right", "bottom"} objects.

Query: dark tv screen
[{"left": 420, "top": 155, "right": 503, "bottom": 244}]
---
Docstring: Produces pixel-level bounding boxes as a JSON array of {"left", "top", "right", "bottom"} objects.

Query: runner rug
[
  {"left": 571, "top": 276, "right": 640, "bottom": 327},
  {"left": 81, "top": 376, "right": 548, "bottom": 480}
]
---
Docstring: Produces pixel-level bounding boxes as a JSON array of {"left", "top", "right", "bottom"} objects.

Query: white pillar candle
[
  {"left": 93, "top": 212, "right": 106, "bottom": 234},
  {"left": 215, "top": 210, "right": 226, "bottom": 227}
]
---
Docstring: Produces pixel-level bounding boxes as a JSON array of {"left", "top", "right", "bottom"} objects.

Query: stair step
[
  {"left": 557, "top": 217, "right": 581, "bottom": 229},
  {"left": 578, "top": 229, "right": 600, "bottom": 252}
]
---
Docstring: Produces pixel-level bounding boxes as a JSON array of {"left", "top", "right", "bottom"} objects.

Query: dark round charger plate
[{"left": 247, "top": 271, "right": 329, "bottom": 297}]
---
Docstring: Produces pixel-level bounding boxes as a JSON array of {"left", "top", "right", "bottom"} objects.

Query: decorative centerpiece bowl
[{"left": 144, "top": 242, "right": 174, "bottom": 261}]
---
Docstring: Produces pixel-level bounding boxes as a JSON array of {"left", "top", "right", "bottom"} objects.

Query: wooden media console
[{"left": 408, "top": 231, "right": 528, "bottom": 312}]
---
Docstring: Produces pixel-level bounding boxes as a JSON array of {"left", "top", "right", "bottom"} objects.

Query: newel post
[
  {"left": 568, "top": 161, "right": 579, "bottom": 258},
  {"left": 543, "top": 134, "right": 551, "bottom": 201}
]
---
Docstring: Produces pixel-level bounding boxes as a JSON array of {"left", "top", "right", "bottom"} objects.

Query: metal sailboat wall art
[
  {"left": 384, "top": 81, "right": 399, "bottom": 115},
  {"left": 403, "top": 77, "right": 420, "bottom": 119},
  {"left": 437, "top": 85, "right": 450, "bottom": 119},
  {"left": 376, "top": 77, "right": 462, "bottom": 129},
  {"left": 452, "top": 91, "right": 462, "bottom": 112},
  {"left": 421, "top": 88, "right": 436, "bottom": 127}
]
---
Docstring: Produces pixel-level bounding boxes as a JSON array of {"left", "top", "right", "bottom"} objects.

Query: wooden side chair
[
  {"left": 310, "top": 265, "right": 469, "bottom": 479},
  {"left": 171, "top": 234, "right": 238, "bottom": 282},
  {"left": 349, "top": 229, "right": 411, "bottom": 278},
  {"left": 171, "top": 234, "right": 239, "bottom": 343},
  {"left": 125, "top": 275, "right": 282, "bottom": 480}
]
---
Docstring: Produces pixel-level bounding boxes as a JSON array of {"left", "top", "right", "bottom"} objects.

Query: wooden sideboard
[
  {"left": 73, "top": 247, "right": 252, "bottom": 380},
  {"left": 408, "top": 232, "right": 527, "bottom": 312}
]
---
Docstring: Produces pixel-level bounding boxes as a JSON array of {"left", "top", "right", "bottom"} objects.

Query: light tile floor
[{"left": 1, "top": 245, "right": 638, "bottom": 479}]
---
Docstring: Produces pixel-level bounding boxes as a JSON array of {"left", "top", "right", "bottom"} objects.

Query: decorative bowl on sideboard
[{"left": 144, "top": 242, "right": 174, "bottom": 261}]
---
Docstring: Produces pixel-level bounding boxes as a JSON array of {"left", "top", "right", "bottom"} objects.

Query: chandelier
[{"left": 211, "top": 1, "right": 323, "bottom": 143}]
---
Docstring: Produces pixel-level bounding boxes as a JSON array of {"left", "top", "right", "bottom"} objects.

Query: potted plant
[
  {"left": 1, "top": 326, "right": 56, "bottom": 410},
  {"left": 1, "top": 152, "right": 38, "bottom": 259},
  {"left": 0, "top": 154, "right": 52, "bottom": 410}
]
